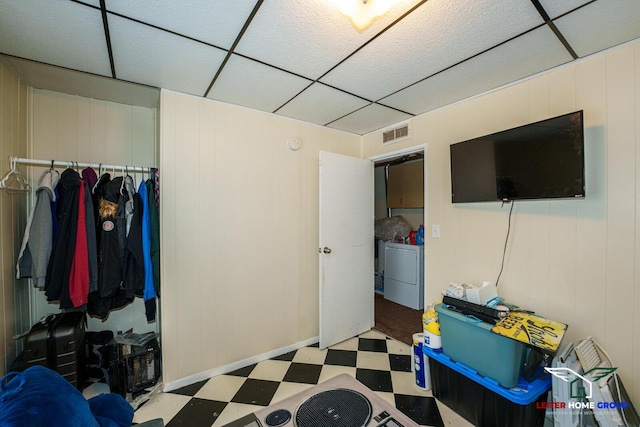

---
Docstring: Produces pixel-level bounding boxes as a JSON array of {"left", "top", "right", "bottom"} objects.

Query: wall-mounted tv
[{"left": 450, "top": 110, "right": 585, "bottom": 203}]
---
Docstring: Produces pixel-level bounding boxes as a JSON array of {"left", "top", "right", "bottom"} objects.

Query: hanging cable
[{"left": 495, "top": 200, "right": 515, "bottom": 287}]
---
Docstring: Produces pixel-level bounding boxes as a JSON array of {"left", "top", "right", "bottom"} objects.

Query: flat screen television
[{"left": 450, "top": 110, "right": 585, "bottom": 203}]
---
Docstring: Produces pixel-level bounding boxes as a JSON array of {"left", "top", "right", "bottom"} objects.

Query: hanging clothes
[
  {"left": 120, "top": 185, "right": 145, "bottom": 299},
  {"left": 44, "top": 168, "right": 98, "bottom": 310},
  {"left": 81, "top": 167, "right": 98, "bottom": 193},
  {"left": 89, "top": 174, "right": 145, "bottom": 320},
  {"left": 45, "top": 168, "right": 81, "bottom": 305},
  {"left": 82, "top": 175, "right": 99, "bottom": 295},
  {"left": 145, "top": 177, "right": 160, "bottom": 296},
  {"left": 13, "top": 159, "right": 160, "bottom": 321},
  {"left": 68, "top": 180, "right": 89, "bottom": 307},
  {"left": 16, "top": 169, "right": 60, "bottom": 286},
  {"left": 96, "top": 176, "right": 124, "bottom": 298},
  {"left": 139, "top": 180, "right": 156, "bottom": 321}
]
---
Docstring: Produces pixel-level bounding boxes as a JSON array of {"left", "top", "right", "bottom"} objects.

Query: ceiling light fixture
[{"left": 336, "top": 0, "right": 399, "bottom": 31}]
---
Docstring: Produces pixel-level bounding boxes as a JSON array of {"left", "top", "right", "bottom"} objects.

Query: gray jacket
[{"left": 17, "top": 169, "right": 59, "bottom": 286}]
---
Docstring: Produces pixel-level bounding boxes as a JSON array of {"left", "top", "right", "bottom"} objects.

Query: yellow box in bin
[{"left": 435, "top": 303, "right": 527, "bottom": 388}]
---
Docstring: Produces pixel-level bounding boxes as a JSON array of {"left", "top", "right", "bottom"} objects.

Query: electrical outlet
[{"left": 432, "top": 224, "right": 440, "bottom": 238}]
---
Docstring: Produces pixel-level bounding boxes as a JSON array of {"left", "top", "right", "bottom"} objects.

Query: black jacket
[{"left": 45, "top": 169, "right": 80, "bottom": 306}]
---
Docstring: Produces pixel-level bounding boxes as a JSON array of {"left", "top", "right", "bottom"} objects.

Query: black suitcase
[{"left": 23, "top": 311, "right": 86, "bottom": 388}]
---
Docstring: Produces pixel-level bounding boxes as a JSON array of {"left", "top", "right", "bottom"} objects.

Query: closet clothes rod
[{"left": 11, "top": 156, "right": 156, "bottom": 173}]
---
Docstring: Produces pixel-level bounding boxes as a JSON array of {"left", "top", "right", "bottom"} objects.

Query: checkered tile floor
[{"left": 133, "top": 330, "right": 472, "bottom": 426}]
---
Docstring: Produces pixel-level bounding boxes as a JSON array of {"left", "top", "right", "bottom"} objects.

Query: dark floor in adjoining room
[{"left": 374, "top": 292, "right": 425, "bottom": 346}]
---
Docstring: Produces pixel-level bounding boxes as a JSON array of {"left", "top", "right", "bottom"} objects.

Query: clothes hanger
[{"left": 0, "top": 157, "right": 32, "bottom": 193}]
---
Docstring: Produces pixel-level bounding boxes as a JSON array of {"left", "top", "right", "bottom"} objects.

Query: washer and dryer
[{"left": 383, "top": 242, "right": 424, "bottom": 310}]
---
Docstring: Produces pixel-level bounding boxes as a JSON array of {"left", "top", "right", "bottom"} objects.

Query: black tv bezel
[{"left": 450, "top": 110, "right": 586, "bottom": 204}]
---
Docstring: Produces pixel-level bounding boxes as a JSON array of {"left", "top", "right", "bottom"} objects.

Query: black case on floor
[{"left": 23, "top": 311, "right": 86, "bottom": 388}]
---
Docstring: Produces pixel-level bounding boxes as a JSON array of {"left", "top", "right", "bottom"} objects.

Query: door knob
[{"left": 322, "top": 247, "right": 332, "bottom": 254}]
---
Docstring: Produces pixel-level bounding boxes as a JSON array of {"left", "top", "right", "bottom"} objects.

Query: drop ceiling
[{"left": 1, "top": 0, "right": 639, "bottom": 135}]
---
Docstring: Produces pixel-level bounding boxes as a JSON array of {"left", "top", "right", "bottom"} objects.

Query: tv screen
[{"left": 450, "top": 111, "right": 585, "bottom": 203}]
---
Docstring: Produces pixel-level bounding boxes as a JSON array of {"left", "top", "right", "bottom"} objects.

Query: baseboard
[{"left": 163, "top": 336, "right": 320, "bottom": 392}]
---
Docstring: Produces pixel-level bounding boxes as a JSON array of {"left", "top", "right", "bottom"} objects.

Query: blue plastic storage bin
[
  {"left": 435, "top": 303, "right": 527, "bottom": 388},
  {"left": 424, "top": 346, "right": 551, "bottom": 427}
]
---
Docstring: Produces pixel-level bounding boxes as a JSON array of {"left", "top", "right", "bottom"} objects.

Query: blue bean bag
[{"left": 0, "top": 365, "right": 133, "bottom": 427}]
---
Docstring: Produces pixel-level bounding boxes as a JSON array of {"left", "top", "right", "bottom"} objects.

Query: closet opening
[
  {"left": 11, "top": 157, "right": 161, "bottom": 406},
  {"left": 371, "top": 147, "right": 425, "bottom": 346}
]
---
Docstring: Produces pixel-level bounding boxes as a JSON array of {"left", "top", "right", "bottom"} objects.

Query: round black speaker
[{"left": 295, "top": 388, "right": 372, "bottom": 427}]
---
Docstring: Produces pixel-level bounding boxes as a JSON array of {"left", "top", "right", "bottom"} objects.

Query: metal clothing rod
[{"left": 11, "top": 156, "right": 155, "bottom": 173}]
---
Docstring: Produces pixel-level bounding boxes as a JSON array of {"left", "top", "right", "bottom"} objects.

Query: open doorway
[{"left": 371, "top": 147, "right": 426, "bottom": 346}]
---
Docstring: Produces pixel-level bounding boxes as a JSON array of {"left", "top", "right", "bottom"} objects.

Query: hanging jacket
[
  {"left": 138, "top": 181, "right": 155, "bottom": 301},
  {"left": 145, "top": 178, "right": 160, "bottom": 296},
  {"left": 16, "top": 169, "right": 60, "bottom": 286},
  {"left": 83, "top": 180, "right": 99, "bottom": 293},
  {"left": 45, "top": 169, "right": 81, "bottom": 304},
  {"left": 92, "top": 173, "right": 110, "bottom": 252},
  {"left": 139, "top": 181, "right": 156, "bottom": 322},
  {"left": 68, "top": 181, "right": 89, "bottom": 308},
  {"left": 97, "top": 177, "right": 123, "bottom": 298},
  {"left": 121, "top": 191, "right": 145, "bottom": 300},
  {"left": 89, "top": 176, "right": 145, "bottom": 319}
]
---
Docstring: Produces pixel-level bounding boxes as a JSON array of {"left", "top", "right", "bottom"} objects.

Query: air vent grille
[
  {"left": 382, "top": 122, "right": 410, "bottom": 144},
  {"left": 383, "top": 130, "right": 395, "bottom": 143},
  {"left": 395, "top": 124, "right": 409, "bottom": 139}
]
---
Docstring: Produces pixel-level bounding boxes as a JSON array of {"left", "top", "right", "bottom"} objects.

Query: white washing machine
[{"left": 383, "top": 242, "right": 424, "bottom": 310}]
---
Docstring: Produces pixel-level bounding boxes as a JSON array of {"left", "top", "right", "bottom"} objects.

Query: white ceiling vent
[{"left": 382, "top": 122, "right": 410, "bottom": 144}]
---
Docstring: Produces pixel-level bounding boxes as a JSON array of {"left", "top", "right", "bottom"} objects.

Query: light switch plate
[{"left": 431, "top": 224, "right": 440, "bottom": 238}]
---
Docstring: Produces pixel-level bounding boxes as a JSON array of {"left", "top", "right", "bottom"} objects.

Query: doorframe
[{"left": 368, "top": 144, "right": 427, "bottom": 310}]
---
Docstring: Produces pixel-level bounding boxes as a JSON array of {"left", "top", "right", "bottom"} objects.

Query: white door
[{"left": 319, "top": 151, "right": 374, "bottom": 349}]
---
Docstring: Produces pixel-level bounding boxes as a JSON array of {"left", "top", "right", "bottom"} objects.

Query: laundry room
[{"left": 373, "top": 148, "right": 425, "bottom": 345}]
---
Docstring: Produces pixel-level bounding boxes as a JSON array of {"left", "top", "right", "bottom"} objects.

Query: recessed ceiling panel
[
  {"left": 320, "top": 0, "right": 545, "bottom": 101},
  {"left": 537, "top": 0, "right": 591, "bottom": 19},
  {"left": 235, "top": 0, "right": 423, "bottom": 80},
  {"left": 380, "top": 26, "right": 573, "bottom": 115},
  {"left": 108, "top": 14, "right": 227, "bottom": 96},
  {"left": 0, "top": 0, "right": 111, "bottom": 76},
  {"left": 207, "top": 55, "right": 312, "bottom": 113},
  {"left": 2, "top": 55, "right": 159, "bottom": 108},
  {"left": 552, "top": 0, "right": 640, "bottom": 58},
  {"left": 328, "top": 103, "right": 412, "bottom": 135},
  {"left": 105, "top": 0, "right": 257, "bottom": 49},
  {"left": 276, "top": 83, "right": 371, "bottom": 126}
]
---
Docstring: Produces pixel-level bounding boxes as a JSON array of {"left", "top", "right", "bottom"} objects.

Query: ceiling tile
[
  {"left": 327, "top": 103, "right": 412, "bottom": 135},
  {"left": 76, "top": 0, "right": 101, "bottom": 7},
  {"left": 553, "top": 0, "right": 640, "bottom": 58},
  {"left": 234, "top": 0, "right": 424, "bottom": 80},
  {"left": 537, "top": 0, "right": 591, "bottom": 19},
  {"left": 0, "top": 0, "right": 111, "bottom": 76},
  {"left": 276, "top": 83, "right": 371, "bottom": 126},
  {"left": 207, "top": 54, "right": 312, "bottom": 113},
  {"left": 320, "top": 0, "right": 545, "bottom": 101},
  {"left": 104, "top": 0, "right": 257, "bottom": 49},
  {"left": 380, "top": 26, "right": 573, "bottom": 115},
  {"left": 108, "top": 14, "right": 227, "bottom": 96}
]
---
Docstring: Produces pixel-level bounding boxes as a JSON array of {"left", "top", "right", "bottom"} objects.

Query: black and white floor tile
[{"left": 132, "top": 330, "right": 472, "bottom": 426}]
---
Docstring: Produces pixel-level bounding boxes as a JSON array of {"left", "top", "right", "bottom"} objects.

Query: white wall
[
  {"left": 363, "top": 40, "right": 640, "bottom": 402},
  {"left": 0, "top": 61, "right": 27, "bottom": 375},
  {"left": 27, "top": 89, "right": 158, "bottom": 335},
  {"left": 160, "top": 90, "right": 361, "bottom": 385}
]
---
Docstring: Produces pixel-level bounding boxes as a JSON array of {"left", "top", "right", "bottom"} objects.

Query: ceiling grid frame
[{"left": 0, "top": 0, "right": 638, "bottom": 135}]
